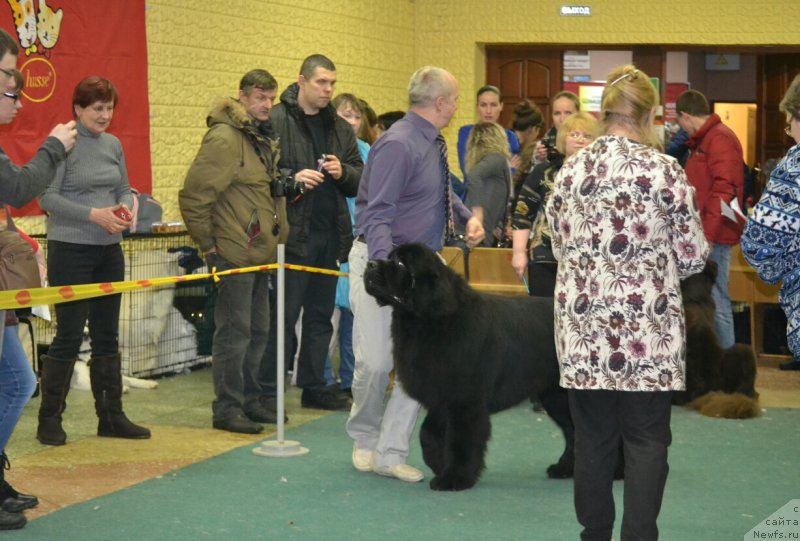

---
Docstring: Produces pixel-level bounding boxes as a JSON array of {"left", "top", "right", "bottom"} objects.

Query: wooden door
[
  {"left": 758, "top": 54, "right": 800, "bottom": 191},
  {"left": 486, "top": 48, "right": 563, "bottom": 132}
]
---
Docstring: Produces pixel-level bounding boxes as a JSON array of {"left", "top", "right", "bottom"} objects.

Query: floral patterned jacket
[
  {"left": 545, "top": 135, "right": 709, "bottom": 391},
  {"left": 740, "top": 143, "right": 800, "bottom": 356}
]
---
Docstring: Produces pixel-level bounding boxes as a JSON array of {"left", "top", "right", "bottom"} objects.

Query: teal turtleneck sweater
[{"left": 39, "top": 122, "right": 133, "bottom": 245}]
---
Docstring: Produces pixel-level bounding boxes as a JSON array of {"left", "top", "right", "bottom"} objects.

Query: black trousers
[
  {"left": 260, "top": 229, "right": 338, "bottom": 395},
  {"left": 47, "top": 240, "right": 124, "bottom": 360},
  {"left": 568, "top": 389, "right": 673, "bottom": 541},
  {"left": 528, "top": 260, "right": 557, "bottom": 297}
]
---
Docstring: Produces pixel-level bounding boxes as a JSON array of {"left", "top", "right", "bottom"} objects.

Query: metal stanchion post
[{"left": 253, "top": 244, "right": 309, "bottom": 458}]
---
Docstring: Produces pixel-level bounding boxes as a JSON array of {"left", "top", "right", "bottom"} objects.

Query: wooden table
[
  {"left": 729, "top": 245, "right": 787, "bottom": 362},
  {"left": 443, "top": 245, "right": 787, "bottom": 362}
]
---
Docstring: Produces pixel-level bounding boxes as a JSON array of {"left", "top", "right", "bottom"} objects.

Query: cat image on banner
[{"left": 6, "top": 0, "right": 63, "bottom": 57}]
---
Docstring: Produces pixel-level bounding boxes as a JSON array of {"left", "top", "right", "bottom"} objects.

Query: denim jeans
[
  {"left": 46, "top": 241, "right": 125, "bottom": 360},
  {"left": 0, "top": 326, "right": 37, "bottom": 452},
  {"left": 708, "top": 243, "right": 735, "bottom": 349}
]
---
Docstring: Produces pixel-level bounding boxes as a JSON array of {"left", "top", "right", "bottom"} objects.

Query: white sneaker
[
  {"left": 372, "top": 463, "right": 424, "bottom": 483},
  {"left": 352, "top": 445, "right": 374, "bottom": 472}
]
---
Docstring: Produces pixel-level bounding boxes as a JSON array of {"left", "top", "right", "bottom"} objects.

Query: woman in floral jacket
[
  {"left": 741, "top": 73, "right": 800, "bottom": 371},
  {"left": 545, "top": 65, "right": 708, "bottom": 541}
]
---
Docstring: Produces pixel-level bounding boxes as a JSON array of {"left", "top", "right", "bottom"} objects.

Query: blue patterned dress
[{"left": 740, "top": 144, "right": 800, "bottom": 356}]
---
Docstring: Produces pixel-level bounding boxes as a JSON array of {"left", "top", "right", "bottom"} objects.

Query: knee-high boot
[
  {"left": 36, "top": 355, "right": 76, "bottom": 446},
  {"left": 89, "top": 353, "right": 151, "bottom": 439}
]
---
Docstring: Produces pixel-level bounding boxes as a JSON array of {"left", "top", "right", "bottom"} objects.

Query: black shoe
[
  {"left": 341, "top": 388, "right": 353, "bottom": 399},
  {"left": 257, "top": 397, "right": 289, "bottom": 423},
  {"left": 212, "top": 414, "right": 263, "bottom": 434},
  {"left": 0, "top": 481, "right": 37, "bottom": 513},
  {"left": 0, "top": 509, "right": 25, "bottom": 530},
  {"left": 301, "top": 388, "right": 351, "bottom": 411},
  {"left": 244, "top": 405, "right": 279, "bottom": 424},
  {"left": 779, "top": 360, "right": 800, "bottom": 371}
]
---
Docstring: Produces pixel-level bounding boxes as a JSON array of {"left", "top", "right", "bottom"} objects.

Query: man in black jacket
[{"left": 261, "top": 54, "right": 362, "bottom": 411}]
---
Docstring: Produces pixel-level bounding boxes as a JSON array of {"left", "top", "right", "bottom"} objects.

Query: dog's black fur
[
  {"left": 364, "top": 243, "right": 573, "bottom": 491},
  {"left": 676, "top": 261, "right": 760, "bottom": 418}
]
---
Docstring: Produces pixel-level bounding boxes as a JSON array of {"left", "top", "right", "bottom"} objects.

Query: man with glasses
[
  {"left": 0, "top": 27, "right": 75, "bottom": 531},
  {"left": 180, "top": 69, "right": 288, "bottom": 434},
  {"left": 676, "top": 89, "right": 745, "bottom": 351}
]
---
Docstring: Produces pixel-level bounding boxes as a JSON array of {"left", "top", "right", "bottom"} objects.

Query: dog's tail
[{"left": 685, "top": 391, "right": 761, "bottom": 419}]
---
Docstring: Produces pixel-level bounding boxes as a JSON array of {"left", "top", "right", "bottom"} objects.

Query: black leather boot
[
  {"left": 0, "top": 454, "right": 37, "bottom": 513},
  {"left": 36, "top": 355, "right": 76, "bottom": 446},
  {"left": 89, "top": 353, "right": 151, "bottom": 439},
  {"left": 0, "top": 508, "right": 25, "bottom": 530}
]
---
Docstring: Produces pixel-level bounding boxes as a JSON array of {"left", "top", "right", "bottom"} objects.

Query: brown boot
[
  {"left": 89, "top": 353, "right": 151, "bottom": 439},
  {"left": 36, "top": 355, "right": 76, "bottom": 446}
]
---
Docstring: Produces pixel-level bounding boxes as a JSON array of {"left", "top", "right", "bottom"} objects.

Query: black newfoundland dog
[
  {"left": 364, "top": 243, "right": 573, "bottom": 491},
  {"left": 676, "top": 261, "right": 760, "bottom": 418}
]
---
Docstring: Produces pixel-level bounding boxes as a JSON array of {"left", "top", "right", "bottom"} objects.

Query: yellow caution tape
[{"left": 0, "top": 263, "right": 347, "bottom": 310}]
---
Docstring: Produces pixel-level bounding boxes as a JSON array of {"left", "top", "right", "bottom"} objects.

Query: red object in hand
[{"left": 114, "top": 207, "right": 132, "bottom": 221}]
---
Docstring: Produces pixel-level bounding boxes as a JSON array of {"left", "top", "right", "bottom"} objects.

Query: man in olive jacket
[
  {"left": 179, "top": 69, "right": 289, "bottom": 434},
  {"left": 262, "top": 54, "right": 362, "bottom": 411}
]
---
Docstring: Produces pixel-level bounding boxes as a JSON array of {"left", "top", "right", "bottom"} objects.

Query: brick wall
[{"left": 28, "top": 0, "right": 788, "bottom": 225}]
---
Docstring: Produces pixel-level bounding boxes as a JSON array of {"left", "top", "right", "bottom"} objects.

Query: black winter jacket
[{"left": 269, "top": 83, "right": 362, "bottom": 260}]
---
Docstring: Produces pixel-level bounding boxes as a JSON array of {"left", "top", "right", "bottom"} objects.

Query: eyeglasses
[
  {"left": 2, "top": 92, "right": 19, "bottom": 104},
  {"left": 568, "top": 131, "right": 594, "bottom": 142},
  {"left": 0, "top": 67, "right": 13, "bottom": 80}
]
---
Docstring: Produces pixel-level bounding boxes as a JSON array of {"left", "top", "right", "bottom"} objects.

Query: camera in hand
[
  {"left": 270, "top": 173, "right": 305, "bottom": 200},
  {"left": 541, "top": 132, "right": 561, "bottom": 163}
]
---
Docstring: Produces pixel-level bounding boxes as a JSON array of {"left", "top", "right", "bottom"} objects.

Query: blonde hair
[
  {"left": 601, "top": 64, "right": 660, "bottom": 148},
  {"left": 780, "top": 73, "right": 800, "bottom": 119},
  {"left": 555, "top": 112, "right": 599, "bottom": 155},
  {"left": 465, "top": 122, "right": 509, "bottom": 172}
]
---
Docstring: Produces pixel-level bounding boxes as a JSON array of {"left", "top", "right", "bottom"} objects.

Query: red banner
[{"left": 0, "top": 0, "right": 150, "bottom": 216}]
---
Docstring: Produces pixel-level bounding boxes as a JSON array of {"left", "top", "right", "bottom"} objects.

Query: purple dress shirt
[{"left": 354, "top": 111, "right": 472, "bottom": 260}]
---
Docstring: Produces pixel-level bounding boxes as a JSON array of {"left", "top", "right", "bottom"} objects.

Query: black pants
[
  {"left": 568, "top": 389, "right": 673, "bottom": 541},
  {"left": 528, "top": 260, "right": 557, "bottom": 297},
  {"left": 260, "top": 229, "right": 338, "bottom": 394},
  {"left": 47, "top": 240, "right": 124, "bottom": 360}
]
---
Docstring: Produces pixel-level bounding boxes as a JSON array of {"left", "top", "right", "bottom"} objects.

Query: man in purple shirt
[{"left": 346, "top": 66, "right": 484, "bottom": 482}]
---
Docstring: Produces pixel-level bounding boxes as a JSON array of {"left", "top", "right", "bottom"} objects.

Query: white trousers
[{"left": 345, "top": 241, "right": 421, "bottom": 468}]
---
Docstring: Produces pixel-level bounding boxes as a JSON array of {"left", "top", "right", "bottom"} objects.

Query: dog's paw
[
  {"left": 546, "top": 462, "right": 573, "bottom": 479},
  {"left": 122, "top": 376, "right": 159, "bottom": 390},
  {"left": 429, "top": 474, "right": 476, "bottom": 492}
]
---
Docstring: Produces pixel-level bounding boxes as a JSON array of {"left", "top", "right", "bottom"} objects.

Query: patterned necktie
[{"left": 436, "top": 134, "right": 455, "bottom": 241}]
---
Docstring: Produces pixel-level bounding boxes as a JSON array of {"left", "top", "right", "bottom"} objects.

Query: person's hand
[
  {"left": 511, "top": 250, "right": 528, "bottom": 280},
  {"left": 464, "top": 216, "right": 485, "bottom": 248},
  {"left": 204, "top": 249, "right": 218, "bottom": 270},
  {"left": 321, "top": 154, "right": 343, "bottom": 180},
  {"left": 50, "top": 120, "right": 77, "bottom": 153},
  {"left": 295, "top": 168, "right": 325, "bottom": 191},
  {"left": 534, "top": 141, "right": 548, "bottom": 163},
  {"left": 89, "top": 204, "right": 130, "bottom": 235},
  {"left": 509, "top": 154, "right": 521, "bottom": 170}
]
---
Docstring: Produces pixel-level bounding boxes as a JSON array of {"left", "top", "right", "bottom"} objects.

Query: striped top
[{"left": 39, "top": 122, "right": 133, "bottom": 245}]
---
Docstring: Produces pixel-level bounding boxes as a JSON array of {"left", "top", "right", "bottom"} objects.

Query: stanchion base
[{"left": 252, "top": 439, "right": 310, "bottom": 458}]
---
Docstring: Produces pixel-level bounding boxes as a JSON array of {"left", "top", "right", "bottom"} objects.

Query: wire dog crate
[{"left": 32, "top": 232, "right": 213, "bottom": 377}]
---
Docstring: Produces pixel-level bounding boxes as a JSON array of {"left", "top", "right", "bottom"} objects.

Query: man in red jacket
[{"left": 676, "top": 89, "right": 744, "bottom": 349}]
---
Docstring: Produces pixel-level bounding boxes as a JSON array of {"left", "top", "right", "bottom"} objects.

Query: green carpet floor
[{"left": 19, "top": 403, "right": 799, "bottom": 540}]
